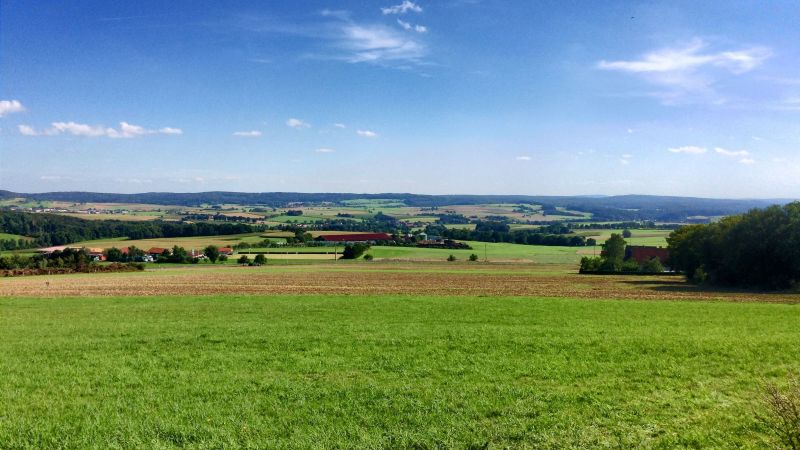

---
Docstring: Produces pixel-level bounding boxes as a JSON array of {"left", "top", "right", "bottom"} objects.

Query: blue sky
[{"left": 1, "top": 0, "right": 799, "bottom": 197}]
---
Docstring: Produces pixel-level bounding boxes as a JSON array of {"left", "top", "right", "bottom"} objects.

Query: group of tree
[
  {"left": 0, "top": 237, "right": 37, "bottom": 251},
  {"left": 667, "top": 202, "right": 800, "bottom": 289},
  {"left": 429, "top": 222, "right": 588, "bottom": 247},
  {"left": 237, "top": 253, "right": 266, "bottom": 266},
  {"left": 341, "top": 243, "right": 370, "bottom": 259},
  {"left": 0, "top": 211, "right": 255, "bottom": 247},
  {"left": 0, "top": 247, "right": 144, "bottom": 272},
  {"left": 579, "top": 233, "right": 664, "bottom": 274}
]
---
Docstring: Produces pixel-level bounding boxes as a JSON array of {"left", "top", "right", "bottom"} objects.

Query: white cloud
[
  {"left": 339, "top": 24, "right": 426, "bottom": 63},
  {"left": 382, "top": 1, "right": 422, "bottom": 15},
  {"left": 619, "top": 159, "right": 630, "bottom": 165},
  {"left": 739, "top": 158, "right": 756, "bottom": 165},
  {"left": 356, "top": 129, "right": 378, "bottom": 138},
  {"left": 598, "top": 39, "right": 771, "bottom": 104},
  {"left": 598, "top": 39, "right": 769, "bottom": 73},
  {"left": 334, "top": 123, "right": 346, "bottom": 128},
  {"left": 515, "top": 156, "right": 532, "bottom": 161},
  {"left": 233, "top": 130, "right": 263, "bottom": 137},
  {"left": 714, "top": 147, "right": 749, "bottom": 157},
  {"left": 0, "top": 100, "right": 25, "bottom": 117},
  {"left": 668, "top": 145, "right": 707, "bottom": 154},
  {"left": 315, "top": 148, "right": 335, "bottom": 153},
  {"left": 286, "top": 118, "right": 310, "bottom": 129},
  {"left": 18, "top": 121, "right": 181, "bottom": 138},
  {"left": 18, "top": 125, "right": 38, "bottom": 136},
  {"left": 415, "top": 24, "right": 427, "bottom": 33},
  {"left": 621, "top": 153, "right": 633, "bottom": 159}
]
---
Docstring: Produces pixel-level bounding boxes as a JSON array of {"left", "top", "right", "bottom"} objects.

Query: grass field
[
  {"left": 576, "top": 229, "right": 672, "bottom": 247},
  {"left": 0, "top": 232, "right": 32, "bottom": 241},
  {"left": 1, "top": 293, "right": 798, "bottom": 448},
  {"left": 370, "top": 241, "right": 582, "bottom": 264}
]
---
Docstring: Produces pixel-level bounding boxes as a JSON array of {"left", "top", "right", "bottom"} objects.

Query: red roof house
[
  {"left": 625, "top": 246, "right": 670, "bottom": 264},
  {"left": 147, "top": 247, "right": 168, "bottom": 256}
]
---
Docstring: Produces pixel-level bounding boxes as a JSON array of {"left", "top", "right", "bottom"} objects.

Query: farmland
[
  {"left": 2, "top": 197, "right": 799, "bottom": 448},
  {"left": 1, "top": 282, "right": 799, "bottom": 448}
]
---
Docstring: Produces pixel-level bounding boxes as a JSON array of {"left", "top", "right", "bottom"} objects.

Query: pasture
[{"left": 1, "top": 283, "right": 799, "bottom": 448}]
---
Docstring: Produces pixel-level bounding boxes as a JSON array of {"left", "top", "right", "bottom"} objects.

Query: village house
[{"left": 625, "top": 246, "right": 670, "bottom": 266}]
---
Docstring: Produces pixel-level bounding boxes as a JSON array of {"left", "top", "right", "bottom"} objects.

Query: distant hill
[{"left": 0, "top": 190, "right": 794, "bottom": 222}]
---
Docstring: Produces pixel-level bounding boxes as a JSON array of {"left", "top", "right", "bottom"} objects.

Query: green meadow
[
  {"left": 1, "top": 295, "right": 798, "bottom": 448},
  {"left": 369, "top": 241, "right": 582, "bottom": 264}
]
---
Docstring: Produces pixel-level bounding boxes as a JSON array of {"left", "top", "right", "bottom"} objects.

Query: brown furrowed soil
[{"left": 2, "top": 262, "right": 798, "bottom": 302}]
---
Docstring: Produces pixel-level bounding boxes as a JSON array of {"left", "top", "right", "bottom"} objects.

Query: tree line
[
  {"left": 427, "top": 222, "right": 589, "bottom": 247},
  {"left": 667, "top": 202, "right": 800, "bottom": 289},
  {"left": 0, "top": 211, "right": 256, "bottom": 246}
]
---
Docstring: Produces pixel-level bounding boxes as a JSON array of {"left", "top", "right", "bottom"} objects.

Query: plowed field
[{"left": 2, "top": 263, "right": 797, "bottom": 302}]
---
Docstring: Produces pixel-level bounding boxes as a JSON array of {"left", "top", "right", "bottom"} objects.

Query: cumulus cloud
[
  {"left": 715, "top": 147, "right": 749, "bottom": 157},
  {"left": 18, "top": 121, "right": 182, "bottom": 138},
  {"left": 515, "top": 156, "right": 532, "bottom": 161},
  {"left": 18, "top": 125, "right": 38, "bottom": 136},
  {"left": 0, "top": 100, "right": 25, "bottom": 117},
  {"left": 381, "top": 1, "right": 422, "bottom": 15},
  {"left": 315, "top": 148, "right": 335, "bottom": 153},
  {"left": 356, "top": 129, "right": 378, "bottom": 138},
  {"left": 668, "top": 146, "right": 707, "bottom": 154},
  {"left": 233, "top": 130, "right": 263, "bottom": 137},
  {"left": 286, "top": 118, "right": 310, "bottom": 129},
  {"left": 598, "top": 39, "right": 771, "bottom": 104}
]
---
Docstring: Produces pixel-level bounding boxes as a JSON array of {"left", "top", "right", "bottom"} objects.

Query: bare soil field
[{"left": 2, "top": 262, "right": 797, "bottom": 302}]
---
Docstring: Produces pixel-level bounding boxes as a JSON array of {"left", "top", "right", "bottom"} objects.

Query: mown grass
[{"left": 1, "top": 295, "right": 798, "bottom": 448}]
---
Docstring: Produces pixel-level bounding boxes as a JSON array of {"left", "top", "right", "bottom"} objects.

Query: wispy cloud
[
  {"left": 397, "top": 19, "right": 427, "bottom": 33},
  {"left": 19, "top": 121, "right": 182, "bottom": 138},
  {"left": 339, "top": 23, "right": 426, "bottom": 63},
  {"left": 356, "top": 129, "right": 378, "bottom": 138},
  {"left": 159, "top": 127, "right": 183, "bottom": 135},
  {"left": 714, "top": 147, "right": 749, "bottom": 157},
  {"left": 515, "top": 156, "right": 531, "bottom": 161},
  {"left": 381, "top": 1, "right": 422, "bottom": 15},
  {"left": 334, "top": 123, "right": 346, "bottom": 128},
  {"left": 315, "top": 147, "right": 335, "bottom": 153},
  {"left": 0, "top": 100, "right": 25, "bottom": 117},
  {"left": 286, "top": 118, "right": 310, "bottom": 129},
  {"left": 233, "top": 130, "right": 263, "bottom": 137},
  {"left": 668, "top": 145, "right": 707, "bottom": 154},
  {"left": 598, "top": 39, "right": 771, "bottom": 104},
  {"left": 739, "top": 158, "right": 756, "bottom": 165}
]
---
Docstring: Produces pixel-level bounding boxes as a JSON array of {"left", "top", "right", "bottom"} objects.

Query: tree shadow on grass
[{"left": 620, "top": 278, "right": 796, "bottom": 297}]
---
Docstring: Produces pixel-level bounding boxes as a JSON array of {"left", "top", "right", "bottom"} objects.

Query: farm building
[
  {"left": 625, "top": 246, "right": 670, "bottom": 265},
  {"left": 219, "top": 247, "right": 234, "bottom": 256},
  {"left": 320, "top": 233, "right": 392, "bottom": 243},
  {"left": 147, "top": 247, "right": 168, "bottom": 257}
]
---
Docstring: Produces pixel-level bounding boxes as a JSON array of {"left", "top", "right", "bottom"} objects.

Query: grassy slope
[{"left": 1, "top": 295, "right": 797, "bottom": 448}]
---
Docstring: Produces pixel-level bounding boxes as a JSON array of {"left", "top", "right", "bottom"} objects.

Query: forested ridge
[{"left": 0, "top": 211, "right": 255, "bottom": 247}]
